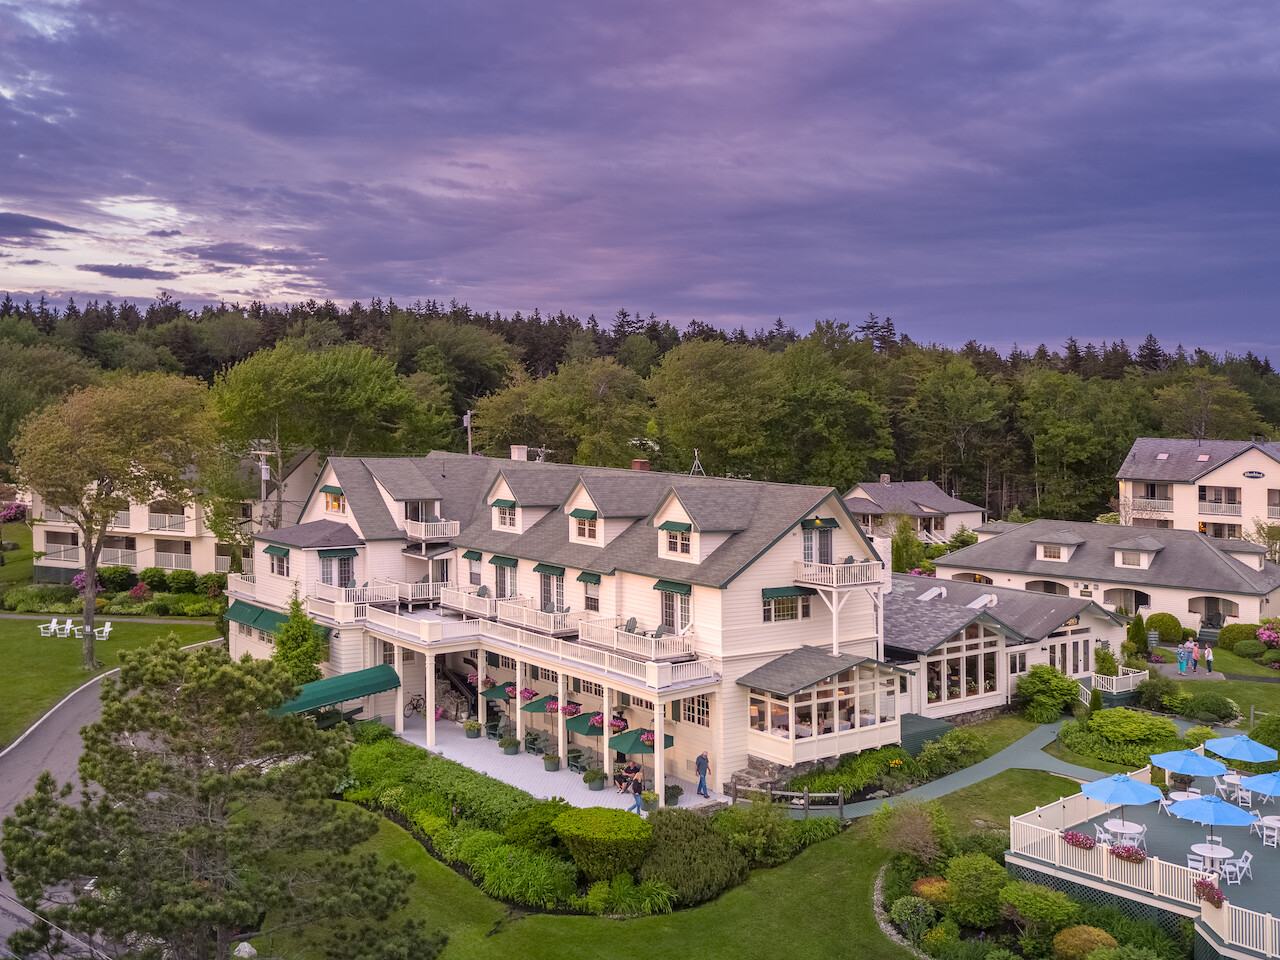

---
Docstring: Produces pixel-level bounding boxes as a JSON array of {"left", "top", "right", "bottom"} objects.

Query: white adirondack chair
[
  {"left": 53, "top": 619, "right": 73, "bottom": 638},
  {"left": 94, "top": 622, "right": 113, "bottom": 641},
  {"left": 37, "top": 618, "right": 59, "bottom": 636}
]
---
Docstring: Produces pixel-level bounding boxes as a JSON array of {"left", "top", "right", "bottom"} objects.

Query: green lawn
[
  {"left": 0, "top": 521, "right": 34, "bottom": 589},
  {"left": 1040, "top": 739, "right": 1131, "bottom": 775},
  {"left": 961, "top": 713, "right": 1039, "bottom": 755},
  {"left": 936, "top": 768, "right": 1080, "bottom": 833},
  {"left": 0, "top": 617, "right": 220, "bottom": 746}
]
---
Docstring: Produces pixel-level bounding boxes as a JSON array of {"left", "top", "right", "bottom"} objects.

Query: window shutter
[
  {"left": 486, "top": 652, "right": 499, "bottom": 667},
  {"left": 669, "top": 699, "right": 680, "bottom": 722},
  {"left": 572, "top": 678, "right": 581, "bottom": 693},
  {"left": 621, "top": 693, "right": 631, "bottom": 707}
]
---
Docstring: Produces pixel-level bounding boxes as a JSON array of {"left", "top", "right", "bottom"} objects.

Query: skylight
[
  {"left": 1156, "top": 453, "right": 1169, "bottom": 460},
  {"left": 1197, "top": 454, "right": 1210, "bottom": 461}
]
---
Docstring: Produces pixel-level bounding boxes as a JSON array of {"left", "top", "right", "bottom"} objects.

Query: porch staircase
[{"left": 441, "top": 665, "right": 478, "bottom": 718}]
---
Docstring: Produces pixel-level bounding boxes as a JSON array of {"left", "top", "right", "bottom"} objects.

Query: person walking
[
  {"left": 1205, "top": 644, "right": 1214, "bottom": 674},
  {"left": 1192, "top": 640, "right": 1200, "bottom": 673},
  {"left": 696, "top": 751, "right": 710, "bottom": 798},
  {"left": 627, "top": 774, "right": 644, "bottom": 814}
]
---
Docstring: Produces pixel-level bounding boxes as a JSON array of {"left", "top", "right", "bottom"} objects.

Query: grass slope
[
  {"left": 0, "top": 521, "right": 34, "bottom": 590},
  {"left": 0, "top": 618, "right": 219, "bottom": 746}
]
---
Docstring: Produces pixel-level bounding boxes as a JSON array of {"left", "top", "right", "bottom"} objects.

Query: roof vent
[
  {"left": 967, "top": 593, "right": 998, "bottom": 609},
  {"left": 918, "top": 586, "right": 946, "bottom": 601},
  {"left": 880, "top": 474, "right": 891, "bottom": 484},
  {"left": 1156, "top": 453, "right": 1169, "bottom": 460},
  {"left": 1197, "top": 454, "right": 1210, "bottom": 461}
]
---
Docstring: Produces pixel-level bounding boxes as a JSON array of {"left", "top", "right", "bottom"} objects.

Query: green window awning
[
  {"left": 570, "top": 508, "right": 597, "bottom": 520},
  {"left": 490, "top": 498, "right": 517, "bottom": 509},
  {"left": 272, "top": 664, "right": 400, "bottom": 716},
  {"left": 226, "top": 600, "right": 261, "bottom": 627},
  {"left": 489, "top": 555, "right": 517, "bottom": 568},
  {"left": 255, "top": 609, "right": 289, "bottom": 634},
  {"left": 320, "top": 485, "right": 343, "bottom": 496},
  {"left": 762, "top": 586, "right": 818, "bottom": 599},
  {"left": 225, "top": 600, "right": 330, "bottom": 639},
  {"left": 801, "top": 517, "right": 838, "bottom": 529},
  {"left": 263, "top": 544, "right": 290, "bottom": 557},
  {"left": 533, "top": 563, "right": 565, "bottom": 577},
  {"left": 577, "top": 572, "right": 601, "bottom": 585},
  {"left": 658, "top": 520, "right": 692, "bottom": 532},
  {"left": 317, "top": 547, "right": 358, "bottom": 559},
  {"left": 653, "top": 579, "right": 691, "bottom": 596},
  {"left": 462, "top": 550, "right": 482, "bottom": 561}
]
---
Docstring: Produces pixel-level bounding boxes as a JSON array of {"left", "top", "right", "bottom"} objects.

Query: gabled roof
[
  {"left": 1111, "top": 535, "right": 1165, "bottom": 552},
  {"left": 259, "top": 519, "right": 363, "bottom": 549},
  {"left": 844, "top": 480, "right": 983, "bottom": 518},
  {"left": 574, "top": 474, "right": 655, "bottom": 518},
  {"left": 1116, "top": 438, "right": 1280, "bottom": 483},
  {"left": 1030, "top": 530, "right": 1087, "bottom": 546},
  {"left": 1221, "top": 539, "right": 1268, "bottom": 555},
  {"left": 360, "top": 458, "right": 442, "bottom": 501},
  {"left": 736, "top": 645, "right": 909, "bottom": 698},
  {"left": 326, "top": 459, "right": 401, "bottom": 540},
  {"left": 935, "top": 519, "right": 1280, "bottom": 596}
]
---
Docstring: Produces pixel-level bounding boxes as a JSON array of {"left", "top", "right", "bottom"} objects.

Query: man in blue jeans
[
  {"left": 696, "top": 751, "right": 710, "bottom": 797},
  {"left": 627, "top": 775, "right": 643, "bottom": 814}
]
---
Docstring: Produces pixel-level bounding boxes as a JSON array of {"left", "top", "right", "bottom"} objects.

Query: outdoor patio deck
[{"left": 397, "top": 718, "right": 727, "bottom": 812}]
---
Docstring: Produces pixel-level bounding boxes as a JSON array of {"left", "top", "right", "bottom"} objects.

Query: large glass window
[
  {"left": 661, "top": 591, "right": 690, "bottom": 632},
  {"left": 540, "top": 573, "right": 565, "bottom": 610}
]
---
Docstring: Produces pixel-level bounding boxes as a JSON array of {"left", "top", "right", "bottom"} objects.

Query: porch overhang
[
  {"left": 272, "top": 664, "right": 399, "bottom": 715},
  {"left": 736, "top": 644, "right": 912, "bottom": 698}
]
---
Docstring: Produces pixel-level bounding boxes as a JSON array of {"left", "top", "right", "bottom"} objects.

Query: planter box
[
  {"left": 465, "top": 728, "right": 481, "bottom": 739},
  {"left": 503, "top": 744, "right": 519, "bottom": 755},
  {"left": 588, "top": 778, "right": 605, "bottom": 791},
  {"left": 642, "top": 798, "right": 657, "bottom": 812},
  {"left": 544, "top": 758, "right": 560, "bottom": 772}
]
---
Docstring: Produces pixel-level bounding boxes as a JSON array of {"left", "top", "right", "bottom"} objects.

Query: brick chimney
[
  {"left": 631, "top": 459, "right": 650, "bottom": 471},
  {"left": 880, "top": 474, "right": 891, "bottom": 484}
]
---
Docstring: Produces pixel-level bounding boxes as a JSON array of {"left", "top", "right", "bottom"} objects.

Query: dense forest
[{"left": 3, "top": 291, "right": 1279, "bottom": 522}]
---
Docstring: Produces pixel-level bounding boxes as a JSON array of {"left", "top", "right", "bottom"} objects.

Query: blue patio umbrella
[
  {"left": 1239, "top": 771, "right": 1280, "bottom": 798},
  {"left": 1168, "top": 794, "right": 1256, "bottom": 843},
  {"left": 1149, "top": 749, "right": 1228, "bottom": 778},
  {"left": 1205, "top": 735, "right": 1279, "bottom": 765},
  {"left": 1080, "top": 774, "right": 1163, "bottom": 822}
]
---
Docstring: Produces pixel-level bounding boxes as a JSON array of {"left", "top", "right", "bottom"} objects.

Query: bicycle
[{"left": 404, "top": 693, "right": 426, "bottom": 718}]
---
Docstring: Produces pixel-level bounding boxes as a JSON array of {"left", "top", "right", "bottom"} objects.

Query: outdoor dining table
[
  {"left": 1170, "top": 791, "right": 1195, "bottom": 802},
  {"left": 1262, "top": 815, "right": 1280, "bottom": 829},
  {"left": 1225, "top": 774, "right": 1244, "bottom": 786},
  {"left": 1191, "top": 842, "right": 1233, "bottom": 872},
  {"left": 1104, "top": 818, "right": 1144, "bottom": 836}
]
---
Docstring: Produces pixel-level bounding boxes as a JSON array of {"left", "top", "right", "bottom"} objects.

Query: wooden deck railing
[
  {"left": 578, "top": 616, "right": 695, "bottom": 660},
  {"left": 404, "top": 519, "right": 461, "bottom": 540},
  {"left": 792, "top": 559, "right": 883, "bottom": 587}
]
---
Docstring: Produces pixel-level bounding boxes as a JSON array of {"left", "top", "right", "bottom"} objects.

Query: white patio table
[
  {"left": 1191, "top": 842, "right": 1233, "bottom": 873},
  {"left": 1103, "top": 819, "right": 1143, "bottom": 836}
]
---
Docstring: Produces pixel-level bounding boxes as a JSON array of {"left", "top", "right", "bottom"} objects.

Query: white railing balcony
[
  {"left": 227, "top": 573, "right": 256, "bottom": 599},
  {"left": 215, "top": 556, "right": 252, "bottom": 574},
  {"left": 793, "top": 558, "right": 883, "bottom": 588},
  {"left": 1091, "top": 665, "right": 1147, "bottom": 695},
  {"left": 495, "top": 596, "right": 586, "bottom": 635},
  {"left": 101, "top": 548, "right": 137, "bottom": 567},
  {"left": 108, "top": 510, "right": 132, "bottom": 529},
  {"left": 156, "top": 552, "right": 193, "bottom": 570},
  {"left": 1199, "top": 500, "right": 1242, "bottom": 516},
  {"left": 310, "top": 579, "right": 399, "bottom": 605},
  {"left": 1130, "top": 496, "right": 1173, "bottom": 513},
  {"left": 404, "top": 519, "right": 461, "bottom": 541},
  {"left": 396, "top": 579, "right": 452, "bottom": 603},
  {"left": 578, "top": 616, "right": 696, "bottom": 661},
  {"left": 149, "top": 512, "right": 190, "bottom": 532},
  {"left": 1269, "top": 504, "right": 1280, "bottom": 519},
  {"left": 439, "top": 585, "right": 499, "bottom": 619},
  {"left": 42, "top": 545, "right": 80, "bottom": 563},
  {"left": 41, "top": 507, "right": 74, "bottom": 523}
]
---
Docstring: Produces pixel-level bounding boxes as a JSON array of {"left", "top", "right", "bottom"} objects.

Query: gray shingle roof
[
  {"left": 844, "top": 480, "right": 983, "bottom": 517},
  {"left": 360, "top": 459, "right": 442, "bottom": 502},
  {"left": 1111, "top": 535, "right": 1166, "bottom": 552},
  {"left": 1222, "top": 539, "right": 1269, "bottom": 555},
  {"left": 976, "top": 520, "right": 1026, "bottom": 535},
  {"left": 736, "top": 645, "right": 907, "bottom": 697},
  {"left": 1030, "top": 530, "right": 1087, "bottom": 546},
  {"left": 260, "top": 519, "right": 363, "bottom": 549},
  {"left": 578, "top": 474, "right": 662, "bottom": 517},
  {"left": 325, "top": 459, "right": 402, "bottom": 540},
  {"left": 935, "top": 519, "right": 1280, "bottom": 595},
  {"left": 1116, "top": 438, "right": 1280, "bottom": 483},
  {"left": 883, "top": 595, "right": 989, "bottom": 655}
]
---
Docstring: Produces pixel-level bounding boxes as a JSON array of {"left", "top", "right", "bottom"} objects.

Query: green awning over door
[
  {"left": 317, "top": 547, "right": 358, "bottom": 559},
  {"left": 489, "top": 555, "right": 517, "bottom": 567},
  {"left": 653, "top": 579, "right": 691, "bottom": 596},
  {"left": 533, "top": 563, "right": 565, "bottom": 576},
  {"left": 272, "top": 664, "right": 400, "bottom": 715},
  {"left": 225, "top": 600, "right": 261, "bottom": 627}
]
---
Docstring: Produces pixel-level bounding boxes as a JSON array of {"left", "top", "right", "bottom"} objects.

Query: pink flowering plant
[
  {"left": 466, "top": 672, "right": 479, "bottom": 685},
  {"left": 1061, "top": 830, "right": 1096, "bottom": 850},
  {"left": 545, "top": 699, "right": 560, "bottom": 714},
  {"left": 520, "top": 687, "right": 538, "bottom": 702},
  {"left": 130, "top": 582, "right": 153, "bottom": 601},
  {"left": 0, "top": 502, "right": 26, "bottom": 524},
  {"left": 609, "top": 717, "right": 628, "bottom": 732},
  {"left": 505, "top": 684, "right": 517, "bottom": 698},
  {"left": 1258, "top": 621, "right": 1280, "bottom": 649},
  {"left": 640, "top": 731, "right": 655, "bottom": 745},
  {"left": 561, "top": 702, "right": 581, "bottom": 717},
  {"left": 1108, "top": 844, "right": 1146, "bottom": 864},
  {"left": 1193, "top": 879, "right": 1225, "bottom": 907},
  {"left": 71, "top": 572, "right": 102, "bottom": 597},
  {"left": 588, "top": 712, "right": 604, "bottom": 728}
]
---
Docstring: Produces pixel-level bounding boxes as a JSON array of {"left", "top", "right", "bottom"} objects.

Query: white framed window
[
  {"left": 1042, "top": 544, "right": 1061, "bottom": 560},
  {"left": 532, "top": 666, "right": 558, "bottom": 683},
  {"left": 540, "top": 573, "right": 565, "bottom": 610},
  {"left": 381, "top": 641, "right": 395, "bottom": 666},
  {"left": 1120, "top": 551, "right": 1141, "bottom": 567},
  {"left": 237, "top": 621, "right": 252, "bottom": 636},
  {"left": 257, "top": 629, "right": 274, "bottom": 646},
  {"left": 324, "top": 492, "right": 346, "bottom": 514},
  {"left": 1008, "top": 651, "right": 1028, "bottom": 675},
  {"left": 495, "top": 564, "right": 516, "bottom": 598},
  {"left": 497, "top": 506, "right": 516, "bottom": 528},
  {"left": 763, "top": 595, "right": 811, "bottom": 623},
  {"left": 682, "top": 694, "right": 710, "bottom": 727},
  {"left": 580, "top": 679, "right": 603, "bottom": 697},
  {"left": 584, "top": 580, "right": 600, "bottom": 612},
  {"left": 499, "top": 655, "right": 516, "bottom": 670},
  {"left": 631, "top": 696, "right": 654, "bottom": 711},
  {"left": 577, "top": 517, "right": 597, "bottom": 540},
  {"left": 270, "top": 554, "right": 289, "bottom": 577},
  {"left": 319, "top": 556, "right": 353, "bottom": 587},
  {"left": 667, "top": 530, "right": 691, "bottom": 555},
  {"left": 660, "top": 591, "right": 691, "bottom": 633},
  {"left": 469, "top": 558, "right": 482, "bottom": 586},
  {"left": 802, "top": 527, "right": 834, "bottom": 564}
]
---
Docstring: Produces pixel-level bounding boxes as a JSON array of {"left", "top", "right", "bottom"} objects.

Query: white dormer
[
  {"left": 488, "top": 476, "right": 521, "bottom": 533},
  {"left": 1222, "top": 540, "right": 1267, "bottom": 571},
  {"left": 564, "top": 481, "right": 610, "bottom": 547},
  {"left": 654, "top": 490, "right": 700, "bottom": 563},
  {"left": 1112, "top": 535, "right": 1163, "bottom": 571},
  {"left": 1032, "top": 531, "right": 1084, "bottom": 562}
]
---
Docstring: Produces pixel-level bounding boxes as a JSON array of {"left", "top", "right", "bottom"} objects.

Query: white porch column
[
  {"left": 557, "top": 672, "right": 568, "bottom": 758},
  {"left": 653, "top": 700, "right": 666, "bottom": 808},
  {"left": 515, "top": 659, "right": 526, "bottom": 742},
  {"left": 476, "top": 646, "right": 487, "bottom": 725},
  {"left": 424, "top": 652, "right": 437, "bottom": 747},
  {"left": 393, "top": 645, "right": 405, "bottom": 734}
]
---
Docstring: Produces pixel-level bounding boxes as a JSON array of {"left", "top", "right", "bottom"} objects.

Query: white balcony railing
[
  {"left": 793, "top": 559, "right": 883, "bottom": 588},
  {"left": 108, "top": 510, "right": 132, "bottom": 528},
  {"left": 101, "top": 548, "right": 137, "bottom": 567},
  {"left": 1199, "top": 501, "right": 1242, "bottom": 516},
  {"left": 404, "top": 519, "right": 461, "bottom": 541},
  {"left": 578, "top": 615, "right": 696, "bottom": 661},
  {"left": 1269, "top": 504, "right": 1280, "bottom": 520},
  {"left": 227, "top": 573, "right": 256, "bottom": 599},
  {"left": 1091, "top": 665, "right": 1147, "bottom": 694},
  {"left": 439, "top": 585, "right": 499, "bottom": 619},
  {"left": 1130, "top": 496, "right": 1173, "bottom": 513},
  {"left": 42, "top": 545, "right": 80, "bottom": 563},
  {"left": 149, "top": 512, "right": 190, "bottom": 532},
  {"left": 310, "top": 580, "right": 399, "bottom": 605},
  {"left": 215, "top": 556, "right": 252, "bottom": 574},
  {"left": 41, "top": 507, "right": 75, "bottom": 523},
  {"left": 396, "top": 579, "right": 451, "bottom": 602},
  {"left": 496, "top": 596, "right": 586, "bottom": 635},
  {"left": 156, "top": 552, "right": 193, "bottom": 570}
]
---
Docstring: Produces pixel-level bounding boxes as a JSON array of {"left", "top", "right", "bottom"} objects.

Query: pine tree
[{"left": 272, "top": 586, "right": 326, "bottom": 685}]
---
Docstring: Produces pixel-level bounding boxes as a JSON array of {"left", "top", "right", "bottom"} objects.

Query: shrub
[
  {"left": 1088, "top": 688, "right": 1103, "bottom": 716},
  {"left": 2, "top": 583, "right": 79, "bottom": 612},
  {"left": 1127, "top": 612, "right": 1147, "bottom": 655},
  {"left": 353, "top": 720, "right": 394, "bottom": 744},
  {"left": 1089, "top": 708, "right": 1178, "bottom": 743},
  {"left": 137, "top": 567, "right": 169, "bottom": 592},
  {"left": 1217, "top": 623, "right": 1257, "bottom": 652},
  {"left": 1250, "top": 714, "right": 1280, "bottom": 753},
  {"left": 552, "top": 807, "right": 653, "bottom": 882},
  {"left": 920, "top": 918, "right": 960, "bottom": 958},
  {"left": 638, "top": 808, "right": 749, "bottom": 906},
  {"left": 469, "top": 842, "right": 578, "bottom": 908},
  {"left": 1133, "top": 674, "right": 1177, "bottom": 712},
  {"left": 911, "top": 876, "right": 952, "bottom": 908},
  {"left": 916, "top": 728, "right": 990, "bottom": 778},
  {"left": 1000, "top": 880, "right": 1080, "bottom": 941},
  {"left": 166, "top": 569, "right": 198, "bottom": 593},
  {"left": 1088, "top": 949, "right": 1162, "bottom": 960},
  {"left": 890, "top": 896, "right": 936, "bottom": 943},
  {"left": 945, "top": 853, "right": 1009, "bottom": 928},
  {"left": 1262, "top": 650, "right": 1280, "bottom": 666},
  {"left": 1145, "top": 613, "right": 1183, "bottom": 646},
  {"left": 504, "top": 800, "right": 572, "bottom": 853},
  {"left": 1182, "top": 692, "right": 1238, "bottom": 723},
  {"left": 1058, "top": 720, "right": 1178, "bottom": 768},
  {"left": 572, "top": 874, "right": 675, "bottom": 916},
  {"left": 1181, "top": 628, "right": 1197, "bottom": 641},
  {"left": 98, "top": 565, "right": 136, "bottom": 592},
  {"left": 452, "top": 828, "right": 505, "bottom": 866},
  {"left": 788, "top": 744, "right": 913, "bottom": 793},
  {"left": 1073, "top": 904, "right": 1181, "bottom": 960},
  {"left": 1053, "top": 925, "right": 1116, "bottom": 960},
  {"left": 1183, "top": 725, "right": 1216, "bottom": 748},
  {"left": 956, "top": 830, "right": 1011, "bottom": 866},
  {"left": 1094, "top": 648, "right": 1119, "bottom": 677},
  {"left": 196, "top": 572, "right": 228, "bottom": 595},
  {"left": 712, "top": 800, "right": 799, "bottom": 867},
  {"left": 145, "top": 597, "right": 171, "bottom": 617},
  {"left": 1234, "top": 638, "right": 1266, "bottom": 659},
  {"left": 869, "top": 798, "right": 956, "bottom": 866},
  {"left": 791, "top": 815, "right": 841, "bottom": 850},
  {"left": 1015, "top": 665, "right": 1080, "bottom": 722}
]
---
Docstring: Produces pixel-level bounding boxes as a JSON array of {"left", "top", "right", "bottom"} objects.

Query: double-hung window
[
  {"left": 667, "top": 529, "right": 691, "bottom": 555},
  {"left": 324, "top": 492, "right": 346, "bottom": 514},
  {"left": 584, "top": 580, "right": 600, "bottom": 612},
  {"left": 270, "top": 554, "right": 289, "bottom": 577},
  {"left": 469, "top": 558, "right": 482, "bottom": 586},
  {"left": 682, "top": 695, "right": 710, "bottom": 727},
  {"left": 577, "top": 517, "right": 597, "bottom": 540},
  {"left": 763, "top": 595, "right": 810, "bottom": 622},
  {"left": 497, "top": 506, "right": 516, "bottom": 528}
]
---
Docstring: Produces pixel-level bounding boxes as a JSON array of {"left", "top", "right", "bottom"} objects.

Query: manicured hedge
[
  {"left": 1183, "top": 692, "right": 1239, "bottom": 723},
  {"left": 1234, "top": 638, "right": 1266, "bottom": 659},
  {"left": 1144, "top": 613, "right": 1183, "bottom": 646},
  {"left": 944, "top": 853, "right": 1008, "bottom": 928},
  {"left": 552, "top": 807, "right": 653, "bottom": 882},
  {"left": 1054, "top": 925, "right": 1117, "bottom": 960},
  {"left": 638, "top": 808, "right": 748, "bottom": 906},
  {"left": 1088, "top": 708, "right": 1177, "bottom": 743},
  {"left": 1218, "top": 623, "right": 1258, "bottom": 652}
]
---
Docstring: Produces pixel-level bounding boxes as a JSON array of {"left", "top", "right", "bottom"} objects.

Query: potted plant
[
  {"left": 664, "top": 784, "right": 683, "bottom": 807},
  {"left": 927, "top": 690, "right": 939, "bottom": 702},
  {"left": 499, "top": 736, "right": 520, "bottom": 755},
  {"left": 583, "top": 768, "right": 606, "bottom": 791},
  {"left": 463, "top": 719, "right": 483, "bottom": 739},
  {"left": 1193, "top": 879, "right": 1225, "bottom": 908},
  {"left": 543, "top": 753, "right": 560, "bottom": 772},
  {"left": 641, "top": 790, "right": 659, "bottom": 812},
  {"left": 1170, "top": 771, "right": 1194, "bottom": 790}
]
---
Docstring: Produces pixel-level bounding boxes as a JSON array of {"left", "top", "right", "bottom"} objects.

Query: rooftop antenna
[
  {"left": 534, "top": 445, "right": 552, "bottom": 463},
  {"left": 689, "top": 449, "right": 706, "bottom": 476}
]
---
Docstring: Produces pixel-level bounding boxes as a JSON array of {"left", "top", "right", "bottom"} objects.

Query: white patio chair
[
  {"left": 1132, "top": 824, "right": 1148, "bottom": 851},
  {"left": 1264, "top": 826, "right": 1279, "bottom": 850},
  {"left": 53, "top": 619, "right": 72, "bottom": 638},
  {"left": 94, "top": 621, "right": 112, "bottom": 641},
  {"left": 37, "top": 618, "right": 58, "bottom": 636},
  {"left": 1222, "top": 851, "right": 1253, "bottom": 885},
  {"left": 1214, "top": 775, "right": 1231, "bottom": 799},
  {"left": 1158, "top": 796, "right": 1174, "bottom": 816},
  {"left": 1187, "top": 854, "right": 1206, "bottom": 870},
  {"left": 1095, "top": 825, "right": 1114, "bottom": 845},
  {"left": 1237, "top": 788, "right": 1253, "bottom": 808},
  {"left": 1187, "top": 787, "right": 1202, "bottom": 797},
  {"left": 1249, "top": 809, "right": 1264, "bottom": 837}
]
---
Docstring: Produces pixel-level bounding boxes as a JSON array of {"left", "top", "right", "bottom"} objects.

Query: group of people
[
  {"left": 1176, "top": 639, "right": 1213, "bottom": 674},
  {"left": 612, "top": 751, "right": 711, "bottom": 814}
]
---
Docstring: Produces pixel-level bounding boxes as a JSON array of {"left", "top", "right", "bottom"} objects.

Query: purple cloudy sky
[{"left": 2, "top": 0, "right": 1278, "bottom": 353}]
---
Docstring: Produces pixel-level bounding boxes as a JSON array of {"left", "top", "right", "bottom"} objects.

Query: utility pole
[{"left": 464, "top": 410, "right": 473, "bottom": 455}]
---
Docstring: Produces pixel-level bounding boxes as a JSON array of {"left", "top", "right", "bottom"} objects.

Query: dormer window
[
  {"left": 570, "top": 508, "right": 598, "bottom": 541},
  {"left": 1120, "top": 551, "right": 1142, "bottom": 567},
  {"left": 492, "top": 498, "right": 517, "bottom": 529},
  {"left": 1043, "top": 545, "right": 1061, "bottom": 560},
  {"left": 578, "top": 517, "right": 597, "bottom": 539},
  {"left": 668, "top": 529, "right": 691, "bottom": 554},
  {"left": 321, "top": 485, "right": 345, "bottom": 514}
]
